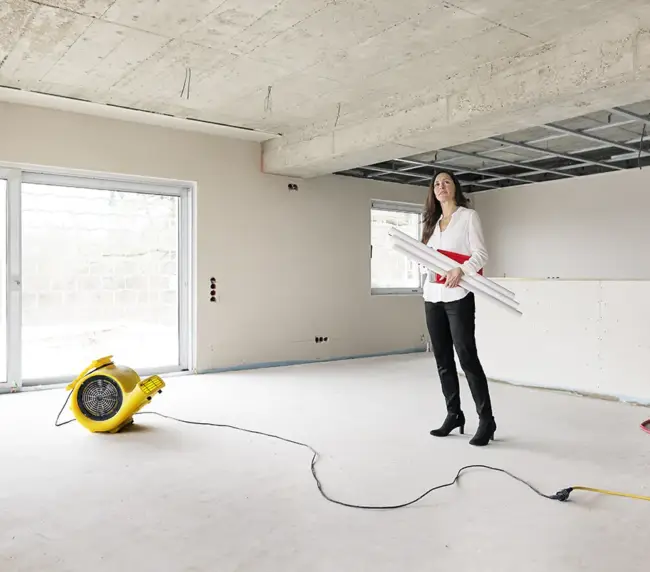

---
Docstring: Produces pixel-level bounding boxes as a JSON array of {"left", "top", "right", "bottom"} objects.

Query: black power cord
[
  {"left": 54, "top": 389, "right": 75, "bottom": 427},
  {"left": 55, "top": 392, "right": 570, "bottom": 509},
  {"left": 136, "top": 411, "right": 564, "bottom": 508}
]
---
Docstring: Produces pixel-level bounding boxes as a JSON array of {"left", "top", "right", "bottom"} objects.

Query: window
[
  {"left": 0, "top": 167, "right": 194, "bottom": 390},
  {"left": 370, "top": 200, "right": 422, "bottom": 295},
  {"left": 22, "top": 182, "right": 182, "bottom": 379}
]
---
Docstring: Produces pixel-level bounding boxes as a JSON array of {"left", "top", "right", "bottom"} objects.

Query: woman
[{"left": 421, "top": 170, "right": 496, "bottom": 446}]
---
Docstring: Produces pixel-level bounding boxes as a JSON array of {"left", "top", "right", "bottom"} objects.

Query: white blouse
[{"left": 422, "top": 206, "right": 488, "bottom": 303}]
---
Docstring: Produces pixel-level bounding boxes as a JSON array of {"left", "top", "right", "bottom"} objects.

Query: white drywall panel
[
  {"left": 597, "top": 281, "right": 650, "bottom": 402},
  {"left": 474, "top": 279, "right": 650, "bottom": 403}
]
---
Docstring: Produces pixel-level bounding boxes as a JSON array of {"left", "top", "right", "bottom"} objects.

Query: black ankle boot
[
  {"left": 430, "top": 411, "right": 465, "bottom": 437},
  {"left": 469, "top": 417, "right": 496, "bottom": 446}
]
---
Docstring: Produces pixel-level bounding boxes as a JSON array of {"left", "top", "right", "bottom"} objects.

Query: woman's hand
[{"left": 445, "top": 267, "right": 464, "bottom": 288}]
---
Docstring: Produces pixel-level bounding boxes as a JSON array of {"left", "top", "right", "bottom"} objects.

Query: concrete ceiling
[{"left": 2, "top": 0, "right": 650, "bottom": 178}]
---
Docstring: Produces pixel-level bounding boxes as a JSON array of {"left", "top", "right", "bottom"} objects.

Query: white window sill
[{"left": 371, "top": 288, "right": 423, "bottom": 296}]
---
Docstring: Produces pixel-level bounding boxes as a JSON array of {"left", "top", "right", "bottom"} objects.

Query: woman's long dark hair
[{"left": 421, "top": 170, "right": 469, "bottom": 244}]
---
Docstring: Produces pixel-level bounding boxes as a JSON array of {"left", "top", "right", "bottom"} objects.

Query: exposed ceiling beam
[
  {"left": 459, "top": 180, "right": 500, "bottom": 189},
  {"left": 609, "top": 107, "right": 650, "bottom": 125},
  {"left": 486, "top": 137, "right": 624, "bottom": 171},
  {"left": 485, "top": 118, "right": 642, "bottom": 161},
  {"left": 443, "top": 148, "right": 574, "bottom": 178},
  {"left": 361, "top": 166, "right": 500, "bottom": 189},
  {"left": 394, "top": 158, "right": 533, "bottom": 185},
  {"left": 545, "top": 123, "right": 650, "bottom": 156},
  {"left": 508, "top": 117, "right": 638, "bottom": 148},
  {"left": 363, "top": 165, "right": 431, "bottom": 179}
]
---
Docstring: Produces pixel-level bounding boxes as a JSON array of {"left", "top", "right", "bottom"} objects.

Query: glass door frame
[
  {"left": 0, "top": 165, "right": 196, "bottom": 392},
  {"left": 0, "top": 167, "right": 21, "bottom": 393}
]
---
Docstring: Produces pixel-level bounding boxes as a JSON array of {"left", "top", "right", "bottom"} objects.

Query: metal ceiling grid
[{"left": 336, "top": 100, "right": 650, "bottom": 193}]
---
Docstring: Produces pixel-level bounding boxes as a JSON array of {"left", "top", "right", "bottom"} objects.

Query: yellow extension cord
[
  {"left": 560, "top": 422, "right": 650, "bottom": 503},
  {"left": 570, "top": 486, "right": 650, "bottom": 502}
]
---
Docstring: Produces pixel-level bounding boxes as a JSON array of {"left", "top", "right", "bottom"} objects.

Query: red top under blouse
[{"left": 434, "top": 249, "right": 484, "bottom": 284}]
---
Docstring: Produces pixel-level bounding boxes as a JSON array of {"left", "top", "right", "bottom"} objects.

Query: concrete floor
[{"left": 0, "top": 353, "right": 648, "bottom": 572}]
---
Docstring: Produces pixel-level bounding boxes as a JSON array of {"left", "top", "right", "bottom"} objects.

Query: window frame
[
  {"left": 0, "top": 164, "right": 196, "bottom": 392},
  {"left": 0, "top": 169, "right": 15, "bottom": 391},
  {"left": 370, "top": 199, "right": 423, "bottom": 296}
]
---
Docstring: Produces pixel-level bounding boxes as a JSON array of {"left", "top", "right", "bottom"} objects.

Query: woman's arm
[{"left": 460, "top": 209, "right": 488, "bottom": 276}]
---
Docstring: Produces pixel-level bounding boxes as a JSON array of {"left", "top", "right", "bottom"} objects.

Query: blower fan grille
[{"left": 77, "top": 375, "right": 123, "bottom": 421}]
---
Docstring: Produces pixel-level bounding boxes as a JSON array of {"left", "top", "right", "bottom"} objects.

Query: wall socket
[
  {"left": 314, "top": 336, "right": 329, "bottom": 343},
  {"left": 210, "top": 277, "right": 217, "bottom": 302}
]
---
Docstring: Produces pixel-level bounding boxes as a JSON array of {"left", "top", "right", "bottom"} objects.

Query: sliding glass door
[{"left": 0, "top": 168, "right": 193, "bottom": 390}]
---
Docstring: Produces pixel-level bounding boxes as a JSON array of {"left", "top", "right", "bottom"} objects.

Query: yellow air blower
[{"left": 66, "top": 356, "right": 165, "bottom": 433}]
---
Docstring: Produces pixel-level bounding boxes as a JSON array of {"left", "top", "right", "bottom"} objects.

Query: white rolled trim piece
[
  {"left": 389, "top": 231, "right": 522, "bottom": 317},
  {"left": 389, "top": 226, "right": 517, "bottom": 301}
]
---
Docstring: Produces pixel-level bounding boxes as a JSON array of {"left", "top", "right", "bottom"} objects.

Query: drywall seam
[{"left": 481, "top": 374, "right": 650, "bottom": 408}]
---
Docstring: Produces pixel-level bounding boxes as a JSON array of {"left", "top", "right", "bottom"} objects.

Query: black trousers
[{"left": 425, "top": 293, "right": 493, "bottom": 420}]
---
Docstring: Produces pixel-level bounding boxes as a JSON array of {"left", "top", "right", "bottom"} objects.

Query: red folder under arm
[{"left": 434, "top": 249, "right": 483, "bottom": 284}]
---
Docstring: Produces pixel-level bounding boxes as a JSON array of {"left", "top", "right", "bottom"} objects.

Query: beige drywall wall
[
  {"left": 471, "top": 168, "right": 650, "bottom": 279},
  {"left": 0, "top": 101, "right": 428, "bottom": 372}
]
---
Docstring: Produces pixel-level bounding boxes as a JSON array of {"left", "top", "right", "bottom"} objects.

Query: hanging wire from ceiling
[
  {"left": 180, "top": 67, "right": 192, "bottom": 100},
  {"left": 638, "top": 123, "right": 646, "bottom": 169},
  {"left": 264, "top": 86, "right": 273, "bottom": 113}
]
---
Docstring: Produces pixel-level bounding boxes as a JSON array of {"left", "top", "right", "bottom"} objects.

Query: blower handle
[{"left": 65, "top": 356, "right": 115, "bottom": 390}]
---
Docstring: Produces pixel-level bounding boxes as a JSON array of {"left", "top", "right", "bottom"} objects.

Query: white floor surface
[{"left": 0, "top": 353, "right": 648, "bottom": 572}]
